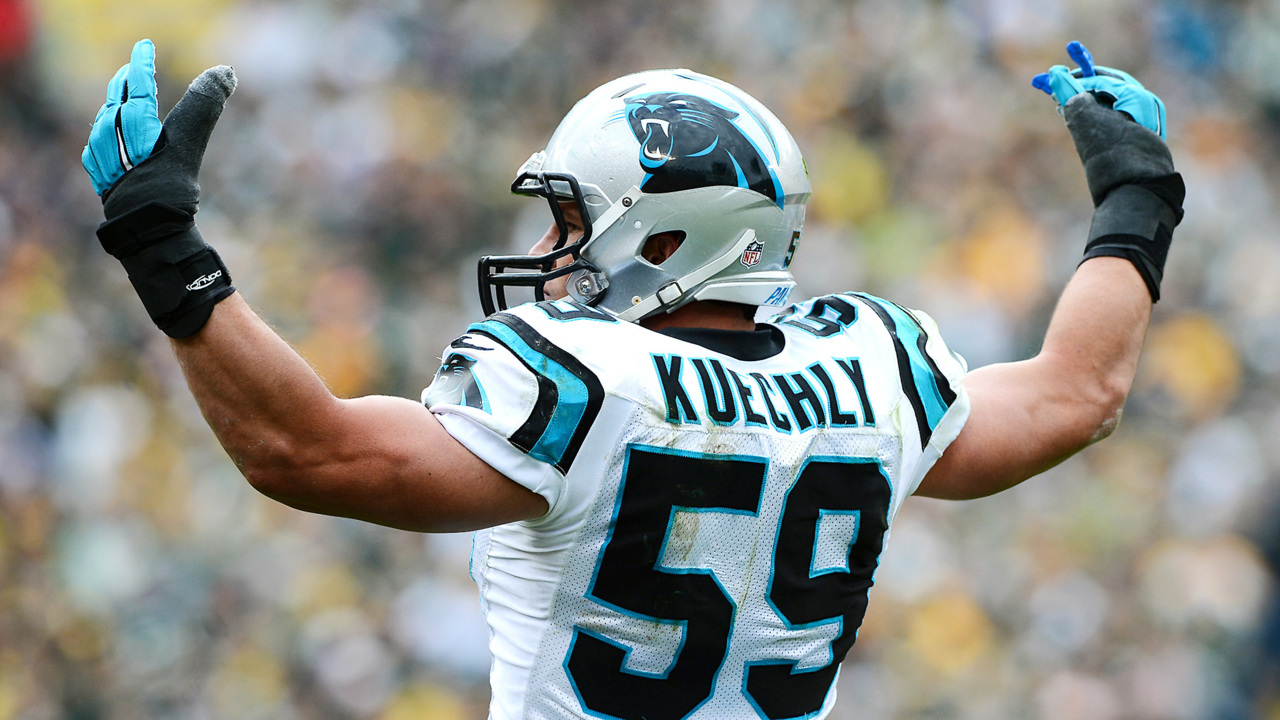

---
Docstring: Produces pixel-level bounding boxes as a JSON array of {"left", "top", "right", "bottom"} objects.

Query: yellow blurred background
[{"left": 3, "top": 0, "right": 1280, "bottom": 717}]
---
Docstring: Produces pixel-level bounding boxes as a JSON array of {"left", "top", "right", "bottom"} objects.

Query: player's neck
[{"left": 639, "top": 300, "right": 756, "bottom": 333}]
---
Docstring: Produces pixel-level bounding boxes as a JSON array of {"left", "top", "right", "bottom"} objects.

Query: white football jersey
[{"left": 423, "top": 293, "right": 969, "bottom": 720}]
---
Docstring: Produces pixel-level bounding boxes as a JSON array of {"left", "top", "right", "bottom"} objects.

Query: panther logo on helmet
[{"left": 618, "top": 92, "right": 784, "bottom": 207}]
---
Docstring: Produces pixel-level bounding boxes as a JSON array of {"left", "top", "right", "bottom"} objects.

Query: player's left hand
[
  {"left": 1032, "top": 41, "right": 1167, "bottom": 139},
  {"left": 1032, "top": 41, "right": 1183, "bottom": 304}
]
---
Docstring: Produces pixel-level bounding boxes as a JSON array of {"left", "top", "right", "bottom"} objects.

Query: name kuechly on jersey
[{"left": 422, "top": 293, "right": 969, "bottom": 720}]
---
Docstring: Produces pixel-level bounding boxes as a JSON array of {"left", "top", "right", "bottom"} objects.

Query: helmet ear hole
[{"left": 641, "top": 231, "right": 686, "bottom": 266}]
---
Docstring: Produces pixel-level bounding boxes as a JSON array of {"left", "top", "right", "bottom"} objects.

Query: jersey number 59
[{"left": 566, "top": 445, "right": 892, "bottom": 720}]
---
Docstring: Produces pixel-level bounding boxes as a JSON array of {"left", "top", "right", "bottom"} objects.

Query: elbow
[
  {"left": 231, "top": 434, "right": 320, "bottom": 504},
  {"left": 1038, "top": 347, "right": 1135, "bottom": 449},
  {"left": 1089, "top": 402, "right": 1124, "bottom": 444},
  {"left": 238, "top": 456, "right": 290, "bottom": 501},
  {"left": 217, "top": 398, "right": 351, "bottom": 504},
  {"left": 1084, "top": 376, "right": 1131, "bottom": 445}
]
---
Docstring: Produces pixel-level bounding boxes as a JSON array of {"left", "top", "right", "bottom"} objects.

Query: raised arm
[
  {"left": 916, "top": 256, "right": 1150, "bottom": 499},
  {"left": 916, "top": 43, "right": 1184, "bottom": 500},
  {"left": 82, "top": 40, "right": 546, "bottom": 531},
  {"left": 171, "top": 295, "right": 547, "bottom": 532}
]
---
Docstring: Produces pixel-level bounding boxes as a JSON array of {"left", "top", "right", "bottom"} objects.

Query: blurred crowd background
[{"left": 1, "top": 0, "right": 1279, "bottom": 717}]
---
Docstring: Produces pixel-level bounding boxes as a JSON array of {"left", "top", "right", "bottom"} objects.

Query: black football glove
[
  {"left": 1034, "top": 42, "right": 1184, "bottom": 302},
  {"left": 82, "top": 39, "right": 237, "bottom": 338}
]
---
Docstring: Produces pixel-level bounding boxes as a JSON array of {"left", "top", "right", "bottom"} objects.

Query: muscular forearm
[
  {"left": 170, "top": 292, "right": 342, "bottom": 481},
  {"left": 168, "top": 293, "right": 548, "bottom": 531},
  {"left": 1038, "top": 256, "right": 1152, "bottom": 422},
  {"left": 985, "top": 257, "right": 1150, "bottom": 448},
  {"left": 918, "top": 256, "right": 1151, "bottom": 499}
]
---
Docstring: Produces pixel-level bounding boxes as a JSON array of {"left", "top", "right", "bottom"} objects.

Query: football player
[{"left": 82, "top": 39, "right": 1180, "bottom": 719}]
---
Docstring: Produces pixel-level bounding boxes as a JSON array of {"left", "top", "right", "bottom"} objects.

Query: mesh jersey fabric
[{"left": 422, "top": 294, "right": 969, "bottom": 720}]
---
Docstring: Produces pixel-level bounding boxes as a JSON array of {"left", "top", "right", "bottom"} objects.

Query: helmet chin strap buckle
[
  {"left": 567, "top": 269, "right": 609, "bottom": 304},
  {"left": 656, "top": 281, "right": 685, "bottom": 307}
]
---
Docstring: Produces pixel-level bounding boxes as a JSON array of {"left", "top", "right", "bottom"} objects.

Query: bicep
[
  {"left": 913, "top": 356, "right": 1113, "bottom": 500},
  {"left": 255, "top": 394, "right": 549, "bottom": 532}
]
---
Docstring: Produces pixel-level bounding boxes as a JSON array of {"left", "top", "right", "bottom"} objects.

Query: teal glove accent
[
  {"left": 1042, "top": 66, "right": 1084, "bottom": 105},
  {"left": 1032, "top": 42, "right": 1167, "bottom": 139},
  {"left": 82, "top": 39, "right": 164, "bottom": 196}
]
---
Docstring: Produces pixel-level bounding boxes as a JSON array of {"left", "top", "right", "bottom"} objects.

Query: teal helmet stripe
[{"left": 469, "top": 313, "right": 604, "bottom": 473}]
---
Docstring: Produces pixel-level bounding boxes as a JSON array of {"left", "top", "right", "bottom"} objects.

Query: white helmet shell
[{"left": 485, "top": 69, "right": 811, "bottom": 321}]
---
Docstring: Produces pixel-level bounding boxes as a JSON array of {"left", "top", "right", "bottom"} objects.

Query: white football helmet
[{"left": 479, "top": 69, "right": 811, "bottom": 321}]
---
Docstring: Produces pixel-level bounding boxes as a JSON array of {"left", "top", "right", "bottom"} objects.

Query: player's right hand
[
  {"left": 83, "top": 40, "right": 237, "bottom": 219},
  {"left": 82, "top": 39, "right": 164, "bottom": 197},
  {"left": 82, "top": 40, "right": 239, "bottom": 339},
  {"left": 1032, "top": 41, "right": 1167, "bottom": 140}
]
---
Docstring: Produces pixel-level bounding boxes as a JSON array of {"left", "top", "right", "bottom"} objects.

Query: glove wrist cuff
[
  {"left": 96, "top": 203, "right": 234, "bottom": 338},
  {"left": 1081, "top": 180, "right": 1183, "bottom": 303}
]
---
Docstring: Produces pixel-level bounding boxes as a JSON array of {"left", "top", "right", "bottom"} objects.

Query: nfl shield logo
[{"left": 740, "top": 240, "right": 764, "bottom": 267}]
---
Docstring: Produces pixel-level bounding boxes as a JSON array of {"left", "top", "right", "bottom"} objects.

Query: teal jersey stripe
[
  {"left": 853, "top": 294, "right": 956, "bottom": 445},
  {"left": 469, "top": 314, "right": 603, "bottom": 473}
]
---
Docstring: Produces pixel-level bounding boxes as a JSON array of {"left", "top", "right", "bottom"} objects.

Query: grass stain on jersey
[{"left": 668, "top": 512, "right": 701, "bottom": 564}]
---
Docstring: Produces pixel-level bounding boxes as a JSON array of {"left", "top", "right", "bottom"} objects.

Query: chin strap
[{"left": 616, "top": 229, "right": 757, "bottom": 323}]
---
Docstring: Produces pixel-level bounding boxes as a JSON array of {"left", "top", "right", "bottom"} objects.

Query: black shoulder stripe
[
  {"left": 469, "top": 312, "right": 605, "bottom": 474},
  {"left": 850, "top": 294, "right": 955, "bottom": 450},
  {"left": 904, "top": 310, "right": 957, "bottom": 408},
  {"left": 471, "top": 323, "right": 558, "bottom": 456},
  {"left": 878, "top": 297, "right": 957, "bottom": 410}
]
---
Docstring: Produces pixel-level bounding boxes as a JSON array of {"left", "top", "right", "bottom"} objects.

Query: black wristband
[
  {"left": 97, "top": 202, "right": 235, "bottom": 338},
  {"left": 1080, "top": 175, "right": 1183, "bottom": 303}
]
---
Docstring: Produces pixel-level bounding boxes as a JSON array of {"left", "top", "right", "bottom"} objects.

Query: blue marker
[{"left": 1067, "top": 41, "right": 1095, "bottom": 78}]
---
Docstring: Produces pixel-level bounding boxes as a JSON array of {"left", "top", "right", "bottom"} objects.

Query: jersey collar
[{"left": 656, "top": 324, "right": 786, "bottom": 361}]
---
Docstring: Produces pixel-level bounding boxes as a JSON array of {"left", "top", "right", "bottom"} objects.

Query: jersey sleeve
[
  {"left": 422, "top": 312, "right": 605, "bottom": 515},
  {"left": 904, "top": 306, "right": 970, "bottom": 493},
  {"left": 845, "top": 294, "right": 971, "bottom": 498}
]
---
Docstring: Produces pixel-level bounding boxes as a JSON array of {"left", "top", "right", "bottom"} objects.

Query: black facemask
[{"left": 477, "top": 171, "right": 604, "bottom": 316}]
